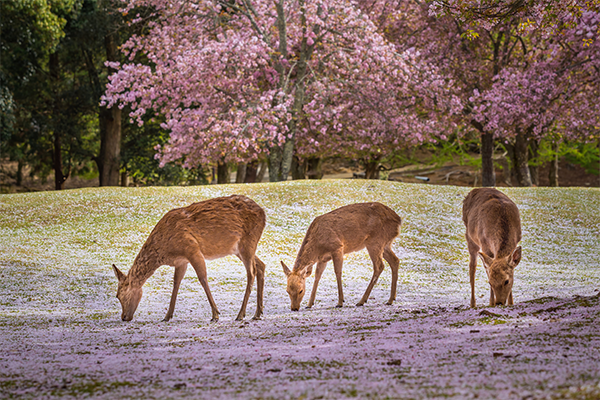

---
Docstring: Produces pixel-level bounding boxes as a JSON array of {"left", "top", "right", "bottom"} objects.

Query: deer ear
[
  {"left": 281, "top": 261, "right": 291, "bottom": 277},
  {"left": 478, "top": 252, "right": 493, "bottom": 269},
  {"left": 511, "top": 246, "right": 522, "bottom": 267},
  {"left": 112, "top": 264, "right": 126, "bottom": 282},
  {"left": 304, "top": 266, "right": 313, "bottom": 278}
]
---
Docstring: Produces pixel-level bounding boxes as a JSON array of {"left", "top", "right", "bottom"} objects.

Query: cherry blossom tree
[
  {"left": 102, "top": 0, "right": 446, "bottom": 182},
  {"left": 361, "top": 0, "right": 599, "bottom": 186}
]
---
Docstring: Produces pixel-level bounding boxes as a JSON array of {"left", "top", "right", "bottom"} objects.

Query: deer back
[
  {"left": 463, "top": 188, "right": 521, "bottom": 258},
  {"left": 293, "top": 202, "right": 401, "bottom": 271},
  {"left": 142, "top": 195, "right": 266, "bottom": 263}
]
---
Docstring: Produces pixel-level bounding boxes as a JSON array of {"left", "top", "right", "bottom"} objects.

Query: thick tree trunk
[
  {"left": 268, "top": 146, "right": 282, "bottom": 182},
  {"left": 235, "top": 162, "right": 247, "bottom": 183},
  {"left": 481, "top": 132, "right": 496, "bottom": 187},
  {"left": 291, "top": 155, "right": 306, "bottom": 179},
  {"left": 217, "top": 162, "right": 229, "bottom": 184},
  {"left": 364, "top": 159, "right": 380, "bottom": 180},
  {"left": 306, "top": 157, "right": 323, "bottom": 179},
  {"left": 528, "top": 138, "right": 539, "bottom": 186},
  {"left": 548, "top": 141, "right": 559, "bottom": 187},
  {"left": 256, "top": 161, "right": 267, "bottom": 183},
  {"left": 99, "top": 33, "right": 122, "bottom": 186},
  {"left": 120, "top": 171, "right": 128, "bottom": 187},
  {"left": 497, "top": 152, "right": 512, "bottom": 186},
  {"left": 244, "top": 160, "right": 258, "bottom": 183},
  {"left": 514, "top": 129, "right": 532, "bottom": 187}
]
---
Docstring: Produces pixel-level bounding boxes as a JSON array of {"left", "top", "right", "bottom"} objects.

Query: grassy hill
[{"left": 0, "top": 180, "right": 599, "bottom": 399}]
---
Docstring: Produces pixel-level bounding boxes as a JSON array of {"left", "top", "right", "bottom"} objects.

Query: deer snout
[
  {"left": 121, "top": 313, "right": 133, "bottom": 321},
  {"left": 291, "top": 307, "right": 299, "bottom": 311}
]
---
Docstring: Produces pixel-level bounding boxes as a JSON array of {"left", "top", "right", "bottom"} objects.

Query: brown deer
[
  {"left": 111, "top": 195, "right": 266, "bottom": 322},
  {"left": 281, "top": 202, "right": 402, "bottom": 311},
  {"left": 463, "top": 188, "right": 522, "bottom": 307}
]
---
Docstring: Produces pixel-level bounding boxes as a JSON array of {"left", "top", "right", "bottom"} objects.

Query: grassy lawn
[{"left": 0, "top": 180, "right": 598, "bottom": 399}]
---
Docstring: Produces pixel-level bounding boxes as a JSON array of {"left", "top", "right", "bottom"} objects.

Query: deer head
[
  {"left": 112, "top": 264, "right": 143, "bottom": 321},
  {"left": 281, "top": 261, "right": 311, "bottom": 311},
  {"left": 479, "top": 246, "right": 522, "bottom": 306}
]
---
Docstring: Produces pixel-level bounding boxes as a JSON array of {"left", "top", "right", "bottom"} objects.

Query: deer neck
[
  {"left": 128, "top": 248, "right": 160, "bottom": 287},
  {"left": 293, "top": 246, "right": 319, "bottom": 273}
]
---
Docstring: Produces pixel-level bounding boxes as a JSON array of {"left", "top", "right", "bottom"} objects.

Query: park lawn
[{"left": 0, "top": 180, "right": 599, "bottom": 399}]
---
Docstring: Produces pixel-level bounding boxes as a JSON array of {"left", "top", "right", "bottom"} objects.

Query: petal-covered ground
[{"left": 0, "top": 180, "right": 599, "bottom": 399}]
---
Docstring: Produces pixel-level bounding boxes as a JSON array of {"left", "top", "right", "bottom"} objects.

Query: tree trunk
[
  {"left": 364, "top": 159, "right": 380, "bottom": 180},
  {"left": 481, "top": 132, "right": 496, "bottom": 187},
  {"left": 528, "top": 138, "right": 539, "bottom": 186},
  {"left": 99, "top": 33, "right": 122, "bottom": 186},
  {"left": 505, "top": 141, "right": 516, "bottom": 185},
  {"left": 256, "top": 161, "right": 267, "bottom": 183},
  {"left": 244, "top": 160, "right": 258, "bottom": 183},
  {"left": 235, "top": 162, "right": 247, "bottom": 183},
  {"left": 120, "top": 171, "right": 128, "bottom": 187},
  {"left": 16, "top": 160, "right": 23, "bottom": 186},
  {"left": 306, "top": 157, "right": 323, "bottom": 179},
  {"left": 497, "top": 152, "right": 512, "bottom": 186},
  {"left": 53, "top": 130, "right": 67, "bottom": 190},
  {"left": 548, "top": 141, "right": 559, "bottom": 187},
  {"left": 514, "top": 129, "right": 532, "bottom": 187},
  {"left": 217, "top": 162, "right": 229, "bottom": 184},
  {"left": 269, "top": 0, "right": 313, "bottom": 182},
  {"left": 49, "top": 52, "right": 67, "bottom": 190},
  {"left": 291, "top": 155, "right": 306, "bottom": 179}
]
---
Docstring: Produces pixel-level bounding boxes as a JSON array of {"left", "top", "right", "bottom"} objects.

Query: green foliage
[
  {"left": 537, "top": 139, "right": 600, "bottom": 175},
  {"left": 0, "top": 0, "right": 76, "bottom": 84},
  {"left": 122, "top": 116, "right": 210, "bottom": 186},
  {"left": 423, "top": 133, "right": 481, "bottom": 168},
  {"left": 0, "top": 81, "right": 16, "bottom": 142}
]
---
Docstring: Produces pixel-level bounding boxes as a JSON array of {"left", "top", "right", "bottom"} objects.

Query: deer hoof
[{"left": 356, "top": 302, "right": 365, "bottom": 307}]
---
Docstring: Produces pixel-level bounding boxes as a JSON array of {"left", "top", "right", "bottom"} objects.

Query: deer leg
[
  {"left": 332, "top": 251, "right": 345, "bottom": 307},
  {"left": 489, "top": 286, "right": 495, "bottom": 307},
  {"left": 358, "top": 245, "right": 385, "bottom": 306},
  {"left": 163, "top": 260, "right": 188, "bottom": 322},
  {"left": 307, "top": 261, "right": 327, "bottom": 309},
  {"left": 235, "top": 246, "right": 256, "bottom": 321},
  {"left": 467, "top": 238, "right": 479, "bottom": 308},
  {"left": 383, "top": 246, "right": 400, "bottom": 305},
  {"left": 508, "top": 290, "right": 513, "bottom": 306},
  {"left": 188, "top": 252, "right": 220, "bottom": 322},
  {"left": 252, "top": 256, "right": 265, "bottom": 320}
]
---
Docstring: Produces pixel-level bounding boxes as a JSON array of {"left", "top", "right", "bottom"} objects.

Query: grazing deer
[
  {"left": 281, "top": 202, "right": 402, "bottom": 311},
  {"left": 462, "top": 188, "right": 522, "bottom": 307},
  {"left": 111, "top": 195, "right": 266, "bottom": 322}
]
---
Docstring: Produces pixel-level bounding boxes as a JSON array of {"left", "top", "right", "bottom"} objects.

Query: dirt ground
[{"left": 321, "top": 157, "right": 600, "bottom": 188}]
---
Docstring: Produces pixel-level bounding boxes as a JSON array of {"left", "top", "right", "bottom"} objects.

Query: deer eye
[{"left": 504, "top": 279, "right": 509, "bottom": 286}]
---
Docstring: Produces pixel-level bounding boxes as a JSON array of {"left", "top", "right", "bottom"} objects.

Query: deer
[
  {"left": 111, "top": 194, "right": 266, "bottom": 322},
  {"left": 462, "top": 188, "right": 522, "bottom": 308},
  {"left": 281, "top": 202, "right": 402, "bottom": 311}
]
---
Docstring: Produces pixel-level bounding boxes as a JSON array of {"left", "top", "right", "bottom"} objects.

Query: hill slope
[{"left": 0, "top": 181, "right": 599, "bottom": 399}]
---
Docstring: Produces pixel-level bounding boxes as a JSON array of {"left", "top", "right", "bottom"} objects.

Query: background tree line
[{"left": 1, "top": 0, "right": 598, "bottom": 190}]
